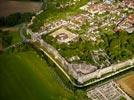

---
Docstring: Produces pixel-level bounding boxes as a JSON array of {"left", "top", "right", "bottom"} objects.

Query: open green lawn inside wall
[{"left": 0, "top": 49, "right": 87, "bottom": 100}]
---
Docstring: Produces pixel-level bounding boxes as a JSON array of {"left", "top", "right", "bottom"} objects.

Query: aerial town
[{"left": 0, "top": 0, "right": 134, "bottom": 100}]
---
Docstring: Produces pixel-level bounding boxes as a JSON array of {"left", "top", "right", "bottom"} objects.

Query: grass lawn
[
  {"left": 0, "top": 50, "right": 80, "bottom": 100},
  {"left": 11, "top": 31, "right": 21, "bottom": 44}
]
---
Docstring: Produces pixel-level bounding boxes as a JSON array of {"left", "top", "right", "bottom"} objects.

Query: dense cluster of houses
[
  {"left": 117, "top": 14, "right": 134, "bottom": 33},
  {"left": 86, "top": 3, "right": 114, "bottom": 14},
  {"left": 122, "top": 0, "right": 134, "bottom": 9}
]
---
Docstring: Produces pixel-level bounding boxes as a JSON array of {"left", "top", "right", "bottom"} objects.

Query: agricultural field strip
[
  {"left": 0, "top": 51, "right": 76, "bottom": 100},
  {"left": 117, "top": 73, "right": 134, "bottom": 97},
  {"left": 0, "top": 1, "right": 42, "bottom": 17}
]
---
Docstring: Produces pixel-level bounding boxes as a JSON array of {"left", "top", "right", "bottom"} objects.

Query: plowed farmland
[
  {"left": 117, "top": 73, "right": 134, "bottom": 97},
  {"left": 0, "top": 1, "right": 42, "bottom": 16}
]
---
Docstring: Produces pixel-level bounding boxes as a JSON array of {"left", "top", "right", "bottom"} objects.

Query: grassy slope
[
  {"left": 0, "top": 50, "right": 77, "bottom": 100},
  {"left": 11, "top": 31, "right": 21, "bottom": 44}
]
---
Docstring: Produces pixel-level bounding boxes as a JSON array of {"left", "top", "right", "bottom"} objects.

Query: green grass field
[
  {"left": 11, "top": 31, "right": 21, "bottom": 44},
  {"left": 0, "top": 50, "right": 82, "bottom": 100}
]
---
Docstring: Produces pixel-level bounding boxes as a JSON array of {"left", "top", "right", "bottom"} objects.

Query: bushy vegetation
[
  {"left": 0, "top": 30, "right": 21, "bottom": 49},
  {"left": 42, "top": 35, "right": 96, "bottom": 64},
  {"left": 0, "top": 12, "right": 34, "bottom": 27},
  {"left": 43, "top": 29, "right": 134, "bottom": 64},
  {"left": 0, "top": 30, "right": 12, "bottom": 48},
  {"left": 100, "top": 31, "right": 134, "bottom": 62},
  {"left": 120, "top": 96, "right": 127, "bottom": 100}
]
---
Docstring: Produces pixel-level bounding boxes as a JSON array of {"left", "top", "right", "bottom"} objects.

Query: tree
[
  {"left": 0, "top": 13, "right": 33, "bottom": 27},
  {"left": 0, "top": 31, "right": 12, "bottom": 48},
  {"left": 42, "top": 0, "right": 48, "bottom": 10}
]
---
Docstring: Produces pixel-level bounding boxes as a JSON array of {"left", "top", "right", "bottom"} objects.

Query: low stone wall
[{"left": 78, "top": 59, "right": 134, "bottom": 83}]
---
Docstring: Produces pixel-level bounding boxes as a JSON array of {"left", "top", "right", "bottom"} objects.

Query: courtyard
[{"left": 50, "top": 28, "right": 78, "bottom": 43}]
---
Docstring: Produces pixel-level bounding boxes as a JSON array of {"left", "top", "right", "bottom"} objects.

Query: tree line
[
  {"left": 100, "top": 30, "right": 134, "bottom": 62},
  {"left": 0, "top": 12, "right": 34, "bottom": 27},
  {"left": 0, "top": 30, "right": 12, "bottom": 49}
]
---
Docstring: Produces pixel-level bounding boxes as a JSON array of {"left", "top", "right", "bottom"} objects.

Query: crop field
[
  {"left": 117, "top": 72, "right": 134, "bottom": 97},
  {"left": 0, "top": 1, "right": 42, "bottom": 16},
  {"left": 0, "top": 50, "right": 82, "bottom": 100}
]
